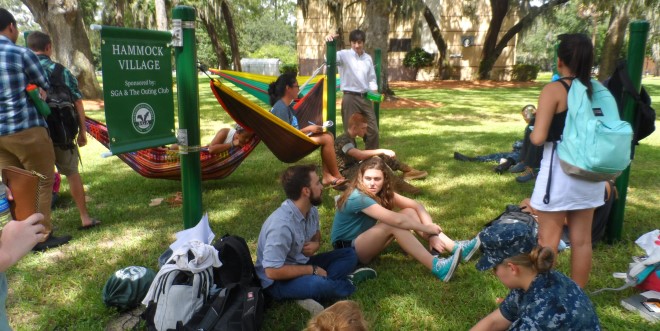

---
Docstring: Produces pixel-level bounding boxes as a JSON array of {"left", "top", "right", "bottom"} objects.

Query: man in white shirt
[{"left": 326, "top": 30, "right": 379, "bottom": 149}]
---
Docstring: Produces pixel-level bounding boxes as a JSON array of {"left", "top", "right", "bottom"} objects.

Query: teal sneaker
[
  {"left": 348, "top": 267, "right": 377, "bottom": 285},
  {"left": 455, "top": 237, "right": 481, "bottom": 263},
  {"left": 432, "top": 247, "right": 461, "bottom": 282}
]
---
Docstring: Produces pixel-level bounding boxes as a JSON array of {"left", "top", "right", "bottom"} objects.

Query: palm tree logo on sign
[{"left": 132, "top": 103, "right": 156, "bottom": 134}]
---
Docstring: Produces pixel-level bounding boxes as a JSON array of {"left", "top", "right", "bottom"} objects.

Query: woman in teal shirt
[{"left": 331, "top": 157, "right": 480, "bottom": 282}]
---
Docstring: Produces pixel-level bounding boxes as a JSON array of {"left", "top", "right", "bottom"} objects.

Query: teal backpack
[{"left": 558, "top": 78, "right": 632, "bottom": 181}]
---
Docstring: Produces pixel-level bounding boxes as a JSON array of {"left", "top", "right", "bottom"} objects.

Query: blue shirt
[
  {"left": 255, "top": 199, "right": 319, "bottom": 288},
  {"left": 270, "top": 99, "right": 299, "bottom": 129},
  {"left": 0, "top": 35, "right": 49, "bottom": 136},
  {"left": 500, "top": 270, "right": 601, "bottom": 330},
  {"left": 37, "top": 54, "right": 83, "bottom": 101},
  {"left": 331, "top": 190, "right": 378, "bottom": 244}
]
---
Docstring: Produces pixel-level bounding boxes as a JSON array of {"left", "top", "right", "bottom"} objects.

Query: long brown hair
[{"left": 337, "top": 157, "right": 395, "bottom": 210}]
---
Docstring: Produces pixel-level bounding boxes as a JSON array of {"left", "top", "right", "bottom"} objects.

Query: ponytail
[
  {"left": 557, "top": 34, "right": 594, "bottom": 98},
  {"left": 268, "top": 72, "right": 298, "bottom": 106},
  {"left": 504, "top": 245, "right": 555, "bottom": 273}
]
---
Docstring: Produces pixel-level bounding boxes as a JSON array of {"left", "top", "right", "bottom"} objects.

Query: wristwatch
[{"left": 312, "top": 265, "right": 318, "bottom": 276}]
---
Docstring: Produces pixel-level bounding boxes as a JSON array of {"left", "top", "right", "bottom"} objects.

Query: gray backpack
[{"left": 144, "top": 267, "right": 214, "bottom": 331}]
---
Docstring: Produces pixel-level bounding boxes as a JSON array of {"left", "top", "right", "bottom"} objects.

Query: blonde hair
[
  {"left": 304, "top": 300, "right": 368, "bottom": 331},
  {"left": 504, "top": 246, "right": 555, "bottom": 273}
]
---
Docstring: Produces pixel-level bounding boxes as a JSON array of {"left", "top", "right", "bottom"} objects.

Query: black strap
[
  {"left": 50, "top": 63, "right": 66, "bottom": 87},
  {"left": 557, "top": 77, "right": 573, "bottom": 92},
  {"left": 543, "top": 141, "right": 557, "bottom": 205}
]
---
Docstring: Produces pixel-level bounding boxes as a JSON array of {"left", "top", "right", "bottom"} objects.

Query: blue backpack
[{"left": 557, "top": 78, "right": 632, "bottom": 181}]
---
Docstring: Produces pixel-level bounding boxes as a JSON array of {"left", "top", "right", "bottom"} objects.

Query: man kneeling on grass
[{"left": 255, "top": 164, "right": 376, "bottom": 315}]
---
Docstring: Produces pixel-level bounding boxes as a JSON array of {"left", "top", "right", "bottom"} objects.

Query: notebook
[{"left": 621, "top": 290, "right": 660, "bottom": 323}]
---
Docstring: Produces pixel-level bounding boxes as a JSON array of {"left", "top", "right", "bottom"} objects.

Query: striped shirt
[
  {"left": 0, "top": 35, "right": 49, "bottom": 136},
  {"left": 37, "top": 54, "right": 83, "bottom": 101}
]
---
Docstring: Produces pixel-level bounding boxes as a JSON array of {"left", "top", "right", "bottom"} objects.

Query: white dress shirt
[{"left": 336, "top": 49, "right": 378, "bottom": 93}]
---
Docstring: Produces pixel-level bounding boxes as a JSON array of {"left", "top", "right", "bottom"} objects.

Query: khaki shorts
[{"left": 54, "top": 146, "right": 80, "bottom": 176}]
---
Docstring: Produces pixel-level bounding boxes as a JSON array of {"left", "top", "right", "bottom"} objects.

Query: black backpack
[
  {"left": 177, "top": 235, "right": 265, "bottom": 331},
  {"left": 45, "top": 63, "right": 79, "bottom": 149},
  {"left": 213, "top": 235, "right": 260, "bottom": 288},
  {"left": 484, "top": 205, "right": 538, "bottom": 235},
  {"left": 603, "top": 60, "right": 656, "bottom": 147}
]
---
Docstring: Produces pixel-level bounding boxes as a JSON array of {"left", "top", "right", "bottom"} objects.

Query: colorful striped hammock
[
  {"left": 210, "top": 75, "right": 327, "bottom": 163},
  {"left": 84, "top": 116, "right": 260, "bottom": 180}
]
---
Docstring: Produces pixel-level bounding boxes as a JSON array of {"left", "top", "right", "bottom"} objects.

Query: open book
[{"left": 621, "top": 290, "right": 660, "bottom": 323}]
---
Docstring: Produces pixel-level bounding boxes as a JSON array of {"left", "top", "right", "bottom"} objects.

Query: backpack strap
[
  {"left": 543, "top": 142, "right": 557, "bottom": 205},
  {"left": 557, "top": 77, "right": 573, "bottom": 92},
  {"left": 50, "top": 63, "right": 67, "bottom": 87}
]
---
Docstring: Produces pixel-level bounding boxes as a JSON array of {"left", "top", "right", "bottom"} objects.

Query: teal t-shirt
[{"left": 331, "top": 190, "right": 378, "bottom": 243}]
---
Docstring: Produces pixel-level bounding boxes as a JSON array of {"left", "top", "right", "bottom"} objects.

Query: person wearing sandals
[
  {"left": 268, "top": 73, "right": 346, "bottom": 189},
  {"left": 471, "top": 222, "right": 600, "bottom": 330},
  {"left": 331, "top": 157, "right": 480, "bottom": 282}
]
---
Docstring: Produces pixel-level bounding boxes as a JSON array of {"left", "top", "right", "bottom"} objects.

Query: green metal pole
[
  {"left": 326, "top": 40, "right": 337, "bottom": 136},
  {"left": 605, "top": 20, "right": 649, "bottom": 243},
  {"left": 374, "top": 48, "right": 381, "bottom": 127},
  {"left": 173, "top": 6, "right": 202, "bottom": 229}
]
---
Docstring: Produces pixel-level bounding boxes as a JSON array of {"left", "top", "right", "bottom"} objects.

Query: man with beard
[{"left": 255, "top": 164, "right": 375, "bottom": 315}]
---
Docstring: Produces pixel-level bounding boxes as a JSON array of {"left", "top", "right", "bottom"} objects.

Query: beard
[{"left": 310, "top": 193, "right": 323, "bottom": 206}]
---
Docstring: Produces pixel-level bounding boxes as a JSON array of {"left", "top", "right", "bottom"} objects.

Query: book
[{"left": 621, "top": 290, "right": 660, "bottom": 323}]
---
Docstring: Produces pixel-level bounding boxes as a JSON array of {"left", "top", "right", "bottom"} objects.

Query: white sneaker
[{"left": 296, "top": 298, "right": 324, "bottom": 316}]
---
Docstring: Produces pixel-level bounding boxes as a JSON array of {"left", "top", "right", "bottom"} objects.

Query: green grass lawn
[{"left": 7, "top": 74, "right": 660, "bottom": 330}]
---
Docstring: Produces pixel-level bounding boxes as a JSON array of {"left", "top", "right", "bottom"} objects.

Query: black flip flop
[{"left": 78, "top": 219, "right": 101, "bottom": 230}]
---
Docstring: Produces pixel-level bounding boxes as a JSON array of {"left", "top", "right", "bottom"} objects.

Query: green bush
[
  {"left": 403, "top": 47, "right": 434, "bottom": 69},
  {"left": 279, "top": 63, "right": 298, "bottom": 75},
  {"left": 511, "top": 64, "right": 540, "bottom": 81}
]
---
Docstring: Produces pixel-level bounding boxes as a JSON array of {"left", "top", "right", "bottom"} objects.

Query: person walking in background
[
  {"left": 529, "top": 34, "right": 604, "bottom": 288},
  {"left": 27, "top": 31, "right": 100, "bottom": 230},
  {"left": 471, "top": 222, "right": 600, "bottom": 330},
  {"left": 0, "top": 9, "right": 70, "bottom": 249},
  {"left": 326, "top": 29, "right": 380, "bottom": 149}
]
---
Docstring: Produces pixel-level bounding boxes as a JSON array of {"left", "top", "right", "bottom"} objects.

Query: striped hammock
[
  {"left": 210, "top": 75, "right": 327, "bottom": 163},
  {"left": 84, "top": 116, "right": 260, "bottom": 180}
]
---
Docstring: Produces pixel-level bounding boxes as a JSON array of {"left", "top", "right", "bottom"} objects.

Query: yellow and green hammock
[{"left": 209, "top": 70, "right": 329, "bottom": 163}]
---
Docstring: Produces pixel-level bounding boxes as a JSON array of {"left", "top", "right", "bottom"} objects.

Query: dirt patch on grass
[
  {"left": 389, "top": 80, "right": 539, "bottom": 89},
  {"left": 380, "top": 97, "right": 443, "bottom": 109},
  {"left": 83, "top": 99, "right": 104, "bottom": 110}
]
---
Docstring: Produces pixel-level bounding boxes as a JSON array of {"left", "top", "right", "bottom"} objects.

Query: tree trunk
[
  {"left": 479, "top": 0, "right": 569, "bottom": 80},
  {"left": 221, "top": 1, "right": 241, "bottom": 71},
  {"left": 422, "top": 5, "right": 447, "bottom": 79},
  {"left": 598, "top": 3, "right": 632, "bottom": 81},
  {"left": 22, "top": 0, "right": 102, "bottom": 99},
  {"left": 198, "top": 10, "right": 230, "bottom": 69},
  {"left": 102, "top": 0, "right": 125, "bottom": 27},
  {"left": 155, "top": 0, "right": 168, "bottom": 31},
  {"left": 362, "top": 1, "right": 391, "bottom": 95}
]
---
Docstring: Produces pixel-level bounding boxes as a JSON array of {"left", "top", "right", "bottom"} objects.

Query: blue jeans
[{"left": 266, "top": 247, "right": 357, "bottom": 301}]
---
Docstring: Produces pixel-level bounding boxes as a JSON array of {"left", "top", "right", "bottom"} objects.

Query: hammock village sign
[{"left": 98, "top": 26, "right": 177, "bottom": 155}]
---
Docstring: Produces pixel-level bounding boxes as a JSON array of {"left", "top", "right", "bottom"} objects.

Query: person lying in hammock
[
  {"left": 268, "top": 73, "right": 347, "bottom": 188},
  {"left": 170, "top": 124, "right": 254, "bottom": 155}
]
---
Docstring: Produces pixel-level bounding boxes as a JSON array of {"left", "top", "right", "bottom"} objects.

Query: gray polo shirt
[{"left": 255, "top": 199, "right": 320, "bottom": 288}]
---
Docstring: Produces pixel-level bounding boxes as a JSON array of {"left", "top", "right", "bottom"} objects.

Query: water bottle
[
  {"left": 26, "top": 84, "right": 51, "bottom": 116},
  {"left": 365, "top": 91, "right": 385, "bottom": 103},
  {"left": 0, "top": 182, "right": 11, "bottom": 230}
]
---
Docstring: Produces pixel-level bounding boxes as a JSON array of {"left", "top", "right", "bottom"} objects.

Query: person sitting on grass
[
  {"left": 331, "top": 157, "right": 480, "bottom": 282},
  {"left": 170, "top": 124, "right": 254, "bottom": 155},
  {"left": 335, "top": 113, "right": 427, "bottom": 195},
  {"left": 255, "top": 164, "right": 376, "bottom": 316},
  {"left": 471, "top": 222, "right": 600, "bottom": 331},
  {"left": 268, "top": 73, "right": 346, "bottom": 188}
]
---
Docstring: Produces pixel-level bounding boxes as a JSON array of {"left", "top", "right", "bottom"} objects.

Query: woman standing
[
  {"left": 331, "top": 157, "right": 480, "bottom": 282},
  {"left": 268, "top": 73, "right": 346, "bottom": 188},
  {"left": 529, "top": 34, "right": 605, "bottom": 287}
]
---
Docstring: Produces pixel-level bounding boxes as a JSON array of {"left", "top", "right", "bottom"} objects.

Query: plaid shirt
[
  {"left": 0, "top": 35, "right": 49, "bottom": 136},
  {"left": 37, "top": 54, "right": 83, "bottom": 101}
]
